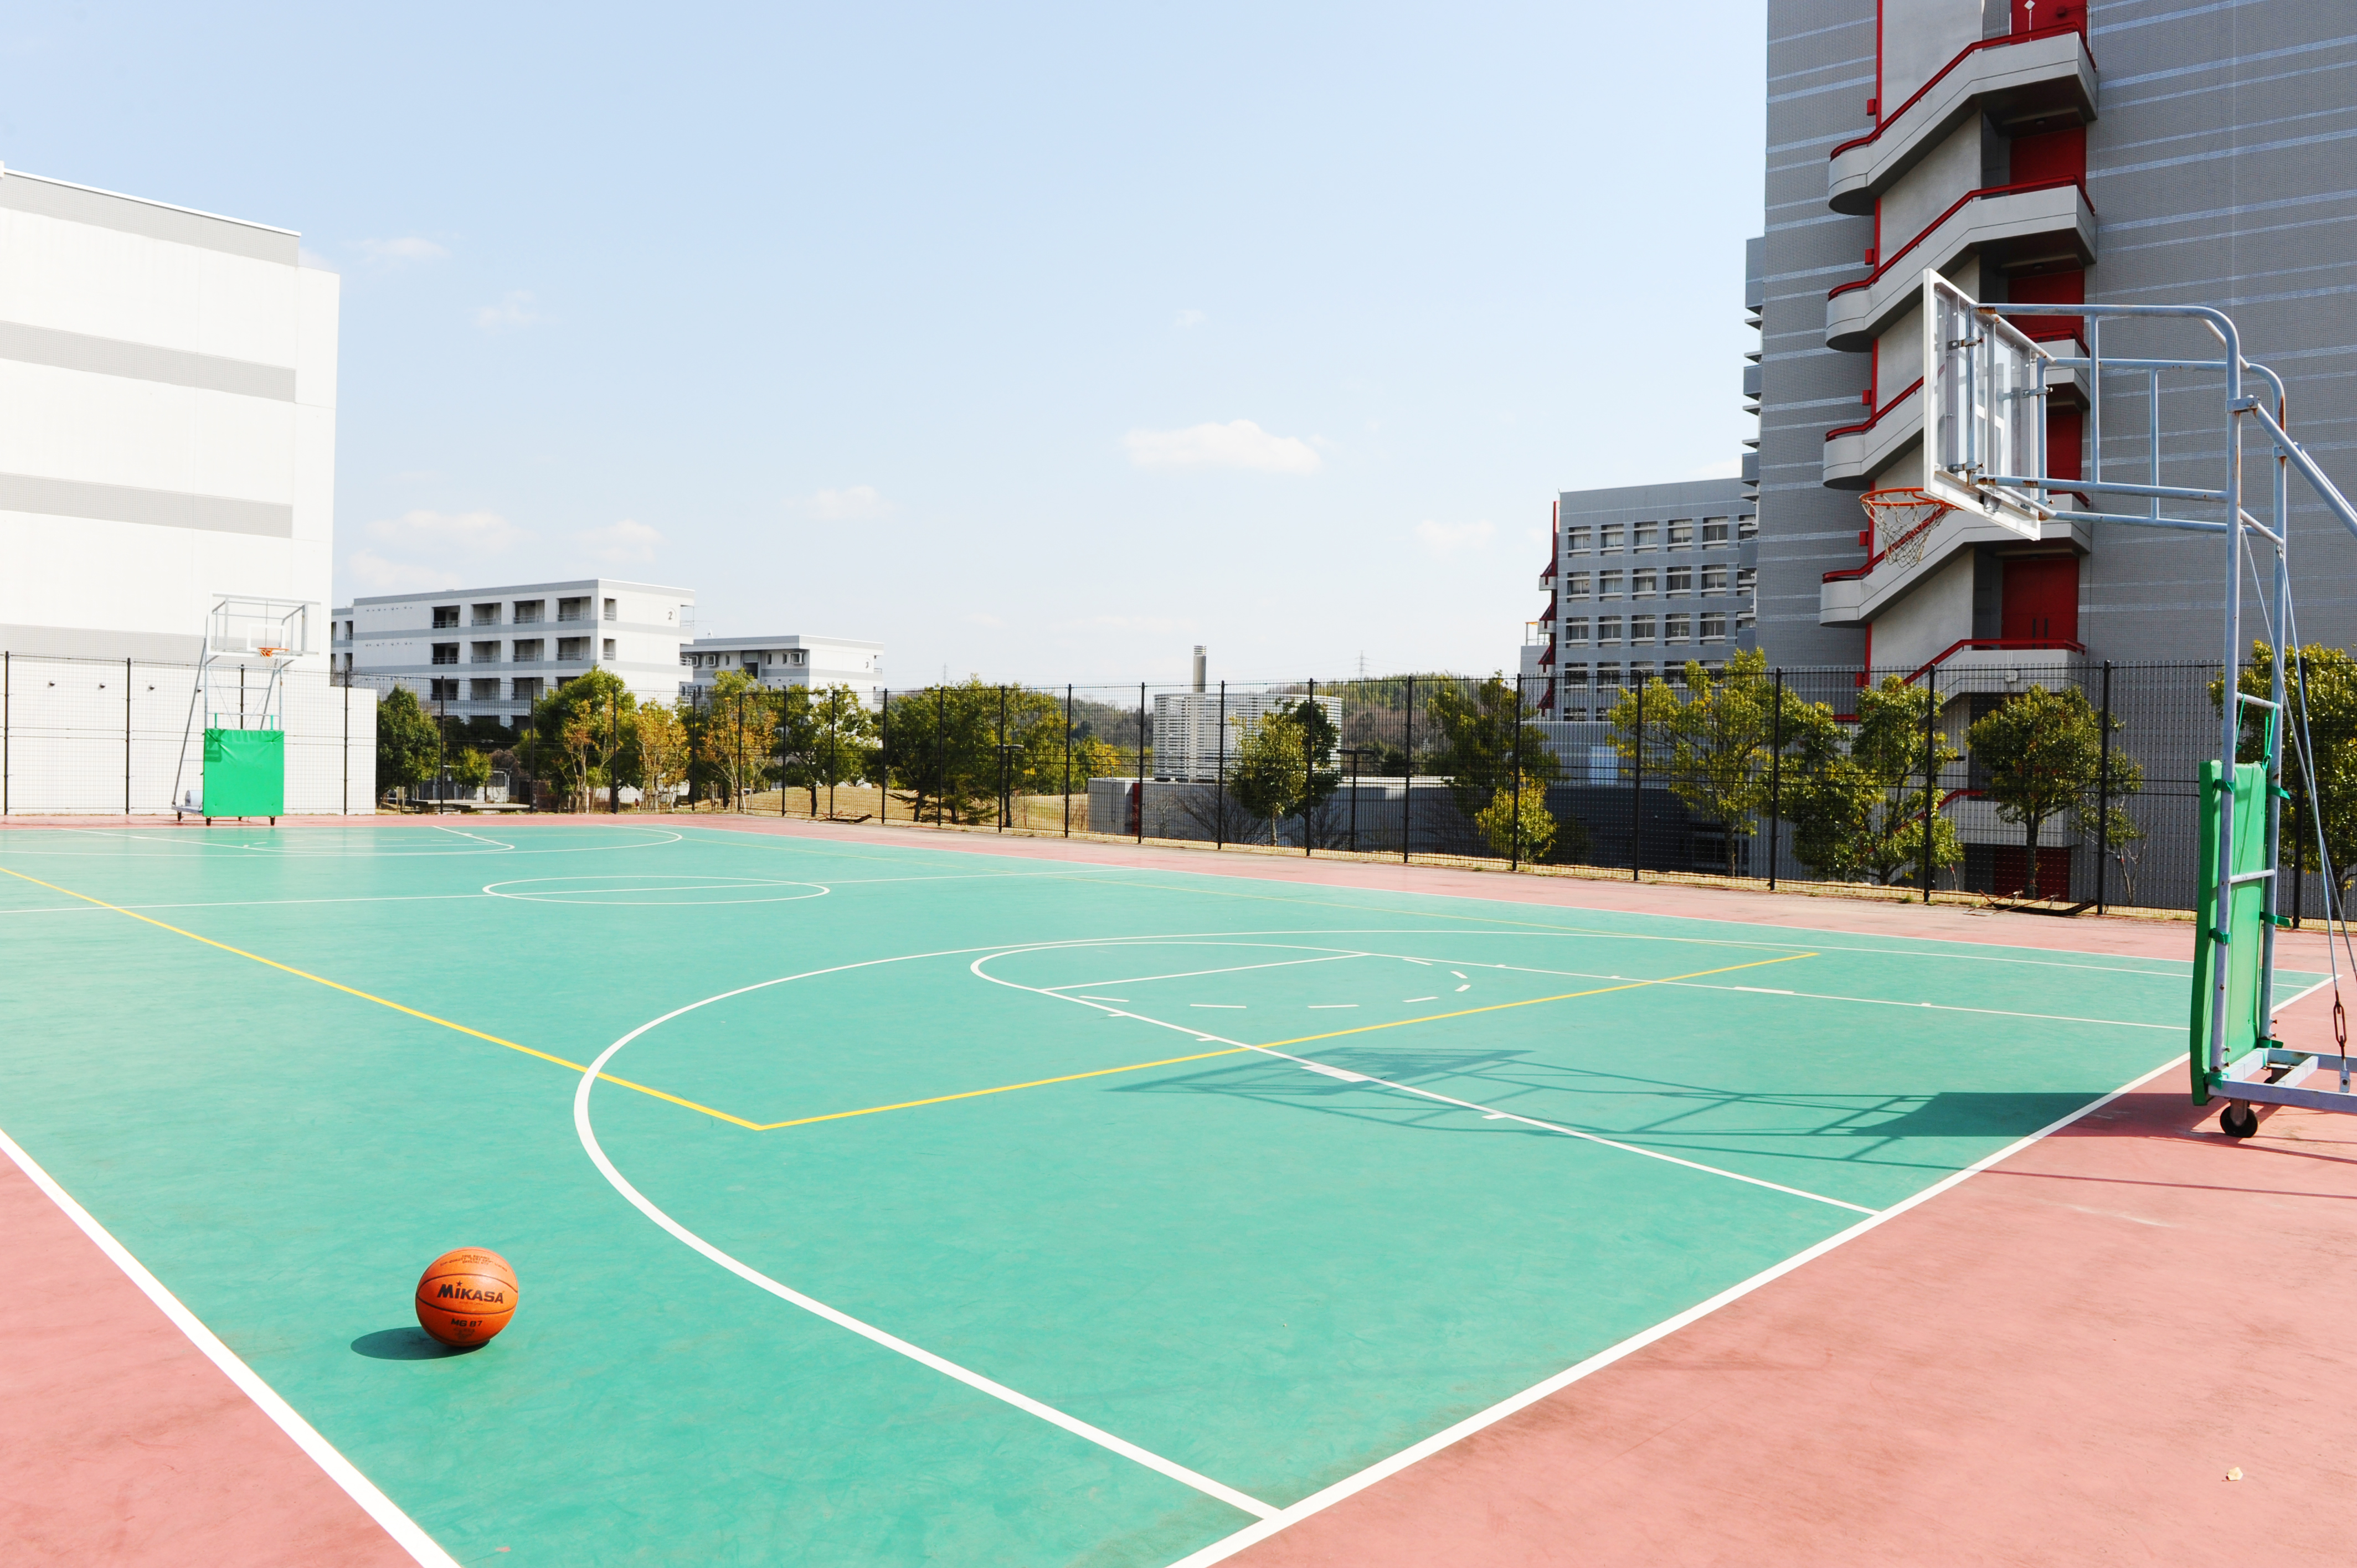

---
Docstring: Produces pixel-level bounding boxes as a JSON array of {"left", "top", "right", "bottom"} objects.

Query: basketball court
[{"left": 0, "top": 817, "right": 2320, "bottom": 1565}]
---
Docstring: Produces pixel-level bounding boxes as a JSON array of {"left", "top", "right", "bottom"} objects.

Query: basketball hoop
[{"left": 1860, "top": 487, "right": 1953, "bottom": 572}]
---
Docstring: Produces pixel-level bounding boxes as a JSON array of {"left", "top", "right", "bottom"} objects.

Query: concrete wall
[{"left": 0, "top": 169, "right": 337, "bottom": 666}]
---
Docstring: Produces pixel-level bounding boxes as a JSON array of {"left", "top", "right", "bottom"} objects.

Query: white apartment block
[
  {"left": 0, "top": 166, "right": 338, "bottom": 662},
  {"left": 681, "top": 635, "right": 883, "bottom": 707},
  {"left": 1151, "top": 690, "right": 1343, "bottom": 782},
  {"left": 343, "top": 579, "right": 694, "bottom": 724}
]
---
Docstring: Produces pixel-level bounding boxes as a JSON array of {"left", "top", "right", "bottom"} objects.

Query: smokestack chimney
[{"left": 1192, "top": 646, "right": 1207, "bottom": 693}]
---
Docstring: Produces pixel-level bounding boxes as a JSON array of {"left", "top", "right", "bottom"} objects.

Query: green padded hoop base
[
  {"left": 202, "top": 728, "right": 286, "bottom": 819},
  {"left": 2190, "top": 759, "right": 2268, "bottom": 1103}
]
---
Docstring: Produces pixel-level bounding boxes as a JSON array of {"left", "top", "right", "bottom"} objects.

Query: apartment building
[
  {"left": 680, "top": 634, "right": 883, "bottom": 707},
  {"left": 1755, "top": 0, "right": 2357, "bottom": 675},
  {"left": 343, "top": 579, "right": 694, "bottom": 724},
  {"left": 1527, "top": 481, "right": 1757, "bottom": 721},
  {"left": 0, "top": 166, "right": 338, "bottom": 662}
]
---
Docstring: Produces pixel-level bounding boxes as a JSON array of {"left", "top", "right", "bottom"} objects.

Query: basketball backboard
[
  {"left": 1922, "top": 270, "right": 2050, "bottom": 537},
  {"left": 205, "top": 596, "right": 312, "bottom": 659}
]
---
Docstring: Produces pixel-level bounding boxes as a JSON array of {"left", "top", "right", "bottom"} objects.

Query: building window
[
  {"left": 1736, "top": 610, "right": 1757, "bottom": 633},
  {"left": 1566, "top": 571, "right": 1592, "bottom": 599},
  {"left": 1564, "top": 617, "right": 1590, "bottom": 646},
  {"left": 1666, "top": 565, "right": 1693, "bottom": 595},
  {"left": 1633, "top": 520, "right": 1660, "bottom": 550},
  {"left": 469, "top": 678, "right": 500, "bottom": 701},
  {"left": 603, "top": 599, "right": 618, "bottom": 621},
  {"left": 557, "top": 636, "right": 588, "bottom": 661},
  {"left": 680, "top": 652, "right": 691, "bottom": 666},
  {"left": 1737, "top": 565, "right": 1757, "bottom": 592},
  {"left": 514, "top": 600, "right": 544, "bottom": 624},
  {"left": 1627, "top": 662, "right": 1655, "bottom": 684},
  {"left": 471, "top": 641, "right": 501, "bottom": 663},
  {"left": 1701, "top": 518, "right": 1732, "bottom": 546},
  {"left": 1597, "top": 616, "right": 1623, "bottom": 646},
  {"left": 471, "top": 603, "right": 501, "bottom": 626},
  {"left": 1702, "top": 564, "right": 1729, "bottom": 593},
  {"left": 1665, "top": 613, "right": 1692, "bottom": 642},
  {"left": 1700, "top": 612, "right": 1728, "bottom": 642},
  {"left": 431, "top": 643, "right": 459, "bottom": 665},
  {"left": 603, "top": 638, "right": 617, "bottom": 659},
  {"left": 429, "top": 678, "right": 459, "bottom": 701},
  {"left": 558, "top": 597, "right": 589, "bottom": 623},
  {"left": 1600, "top": 523, "right": 1625, "bottom": 551},
  {"left": 512, "top": 639, "right": 542, "bottom": 663},
  {"left": 1631, "top": 568, "right": 1658, "bottom": 596},
  {"left": 1594, "top": 661, "right": 1622, "bottom": 692},
  {"left": 1630, "top": 614, "right": 1658, "bottom": 643},
  {"left": 432, "top": 606, "right": 459, "bottom": 628},
  {"left": 1566, "top": 525, "right": 1592, "bottom": 554},
  {"left": 1599, "top": 570, "right": 1625, "bottom": 598},
  {"left": 1737, "top": 514, "right": 1758, "bottom": 539},
  {"left": 1563, "top": 666, "right": 1589, "bottom": 690},
  {"left": 791, "top": 650, "right": 806, "bottom": 666},
  {"left": 512, "top": 677, "right": 543, "bottom": 703},
  {"left": 1668, "top": 519, "right": 1694, "bottom": 549}
]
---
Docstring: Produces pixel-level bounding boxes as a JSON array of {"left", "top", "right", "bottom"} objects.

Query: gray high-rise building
[{"left": 1752, "top": 0, "right": 2357, "bottom": 678}]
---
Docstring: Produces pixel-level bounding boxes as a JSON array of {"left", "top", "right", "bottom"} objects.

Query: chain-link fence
[
  {"left": 619, "top": 660, "right": 2299, "bottom": 918},
  {"left": 0, "top": 652, "right": 377, "bottom": 816}
]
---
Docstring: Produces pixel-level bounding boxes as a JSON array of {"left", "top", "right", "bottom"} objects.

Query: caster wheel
[{"left": 2220, "top": 1102, "right": 2260, "bottom": 1138}]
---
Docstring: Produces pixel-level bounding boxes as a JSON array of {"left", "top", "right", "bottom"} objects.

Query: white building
[
  {"left": 343, "top": 578, "right": 695, "bottom": 726},
  {"left": 0, "top": 165, "right": 339, "bottom": 662},
  {"left": 1151, "top": 689, "right": 1342, "bottom": 782},
  {"left": 680, "top": 634, "right": 883, "bottom": 707}
]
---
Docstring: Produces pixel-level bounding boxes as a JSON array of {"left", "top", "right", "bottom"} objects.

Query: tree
[
  {"left": 1967, "top": 682, "right": 2139, "bottom": 898},
  {"left": 1424, "top": 674, "right": 1563, "bottom": 822},
  {"left": 1603, "top": 652, "right": 1797, "bottom": 878},
  {"left": 1227, "top": 699, "right": 1341, "bottom": 845},
  {"left": 1473, "top": 775, "right": 1560, "bottom": 862},
  {"left": 2217, "top": 642, "right": 2353, "bottom": 898},
  {"left": 451, "top": 746, "right": 493, "bottom": 790},
  {"left": 881, "top": 679, "right": 1064, "bottom": 824},
  {"left": 532, "top": 669, "right": 636, "bottom": 812},
  {"left": 692, "top": 670, "right": 780, "bottom": 808},
  {"left": 1782, "top": 677, "right": 1965, "bottom": 887},
  {"left": 374, "top": 685, "right": 440, "bottom": 804},
  {"left": 805, "top": 684, "right": 879, "bottom": 818},
  {"left": 634, "top": 703, "right": 691, "bottom": 812}
]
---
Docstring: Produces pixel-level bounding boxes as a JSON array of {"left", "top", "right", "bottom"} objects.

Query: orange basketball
[{"left": 414, "top": 1247, "right": 519, "bottom": 1347}]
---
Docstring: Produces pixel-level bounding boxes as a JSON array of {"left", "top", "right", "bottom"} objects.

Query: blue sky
[{"left": 6, "top": 2, "right": 1766, "bottom": 687}]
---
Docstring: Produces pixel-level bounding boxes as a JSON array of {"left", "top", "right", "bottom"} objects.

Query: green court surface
[{"left": 0, "top": 824, "right": 2301, "bottom": 1565}]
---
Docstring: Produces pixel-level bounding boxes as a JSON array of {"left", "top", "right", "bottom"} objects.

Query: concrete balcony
[
  {"left": 1826, "top": 182, "right": 2097, "bottom": 352},
  {"left": 1829, "top": 27, "right": 2097, "bottom": 215},
  {"left": 1820, "top": 509, "right": 2092, "bottom": 628},
  {"left": 1915, "top": 642, "right": 2088, "bottom": 694},
  {"left": 1825, "top": 381, "right": 1924, "bottom": 490}
]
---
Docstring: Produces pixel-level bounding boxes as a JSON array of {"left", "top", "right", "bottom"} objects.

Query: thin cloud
[
  {"left": 475, "top": 291, "right": 543, "bottom": 332},
  {"left": 1123, "top": 419, "right": 1320, "bottom": 474},
  {"left": 363, "top": 508, "right": 532, "bottom": 554},
  {"left": 356, "top": 236, "right": 451, "bottom": 266},
  {"left": 344, "top": 549, "right": 468, "bottom": 594},
  {"left": 795, "top": 484, "right": 890, "bottom": 520},
  {"left": 1173, "top": 308, "right": 1208, "bottom": 330},
  {"left": 580, "top": 518, "right": 663, "bottom": 565},
  {"left": 1414, "top": 519, "right": 1496, "bottom": 558}
]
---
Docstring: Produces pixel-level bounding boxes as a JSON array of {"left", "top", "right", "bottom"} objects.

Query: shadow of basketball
[{"left": 349, "top": 1327, "right": 483, "bottom": 1360}]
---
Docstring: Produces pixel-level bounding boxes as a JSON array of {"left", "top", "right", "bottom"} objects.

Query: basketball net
[{"left": 1860, "top": 487, "right": 1953, "bottom": 571}]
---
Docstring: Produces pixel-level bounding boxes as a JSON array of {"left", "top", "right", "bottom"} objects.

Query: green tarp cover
[
  {"left": 2189, "top": 759, "right": 2268, "bottom": 1103},
  {"left": 202, "top": 728, "right": 285, "bottom": 818}
]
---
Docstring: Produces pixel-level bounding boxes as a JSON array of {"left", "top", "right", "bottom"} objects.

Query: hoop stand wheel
[{"left": 2220, "top": 1101, "right": 2260, "bottom": 1138}]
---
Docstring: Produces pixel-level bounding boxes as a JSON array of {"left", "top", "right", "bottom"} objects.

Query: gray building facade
[
  {"left": 1530, "top": 480, "right": 1758, "bottom": 721},
  {"left": 1754, "top": 0, "right": 2357, "bottom": 677}
]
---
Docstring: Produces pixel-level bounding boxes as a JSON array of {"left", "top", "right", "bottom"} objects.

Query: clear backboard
[
  {"left": 206, "top": 597, "right": 313, "bottom": 659},
  {"left": 1922, "top": 270, "right": 2050, "bottom": 537}
]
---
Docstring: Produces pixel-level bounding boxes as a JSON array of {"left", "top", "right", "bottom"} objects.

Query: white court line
[
  {"left": 1161, "top": 1049, "right": 2191, "bottom": 1568},
  {"left": 969, "top": 950, "right": 1875, "bottom": 1216},
  {"left": 572, "top": 964, "right": 1279, "bottom": 1522},
  {"left": 0, "top": 1125, "right": 461, "bottom": 1568},
  {"left": 1043, "top": 951, "right": 1365, "bottom": 994},
  {"left": 428, "top": 824, "right": 513, "bottom": 850},
  {"left": 0, "top": 893, "right": 493, "bottom": 917}
]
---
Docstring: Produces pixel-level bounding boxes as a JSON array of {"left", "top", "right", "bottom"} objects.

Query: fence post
[
  {"left": 3, "top": 649, "right": 9, "bottom": 815},
  {"left": 1919, "top": 666, "right": 1937, "bottom": 902},
  {"left": 1216, "top": 679, "right": 1227, "bottom": 849},
  {"left": 996, "top": 684, "right": 1007, "bottom": 833},
  {"left": 1303, "top": 677, "right": 1315, "bottom": 856},
  {"left": 1402, "top": 676, "right": 1414, "bottom": 864},
  {"left": 1630, "top": 682, "right": 1644, "bottom": 881},
  {"left": 936, "top": 685, "right": 946, "bottom": 827},
  {"left": 343, "top": 679, "right": 351, "bottom": 816},
  {"left": 780, "top": 692, "right": 789, "bottom": 816},
  {"left": 125, "top": 657, "right": 133, "bottom": 815},
  {"left": 880, "top": 689, "right": 891, "bottom": 824},
  {"left": 1767, "top": 668, "right": 1784, "bottom": 890},
  {"left": 1063, "top": 684, "right": 1073, "bottom": 838},
  {"left": 2096, "top": 660, "right": 2113, "bottom": 914},
  {"left": 1136, "top": 681, "right": 1146, "bottom": 844},
  {"left": 1510, "top": 674, "right": 1524, "bottom": 871}
]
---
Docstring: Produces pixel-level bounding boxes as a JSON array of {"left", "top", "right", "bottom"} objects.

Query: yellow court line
[
  {"left": 751, "top": 1047, "right": 1250, "bottom": 1129},
  {"left": 0, "top": 864, "right": 765, "bottom": 1130}
]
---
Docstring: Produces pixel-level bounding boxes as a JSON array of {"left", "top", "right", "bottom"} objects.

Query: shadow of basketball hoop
[{"left": 349, "top": 1326, "right": 484, "bottom": 1360}]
